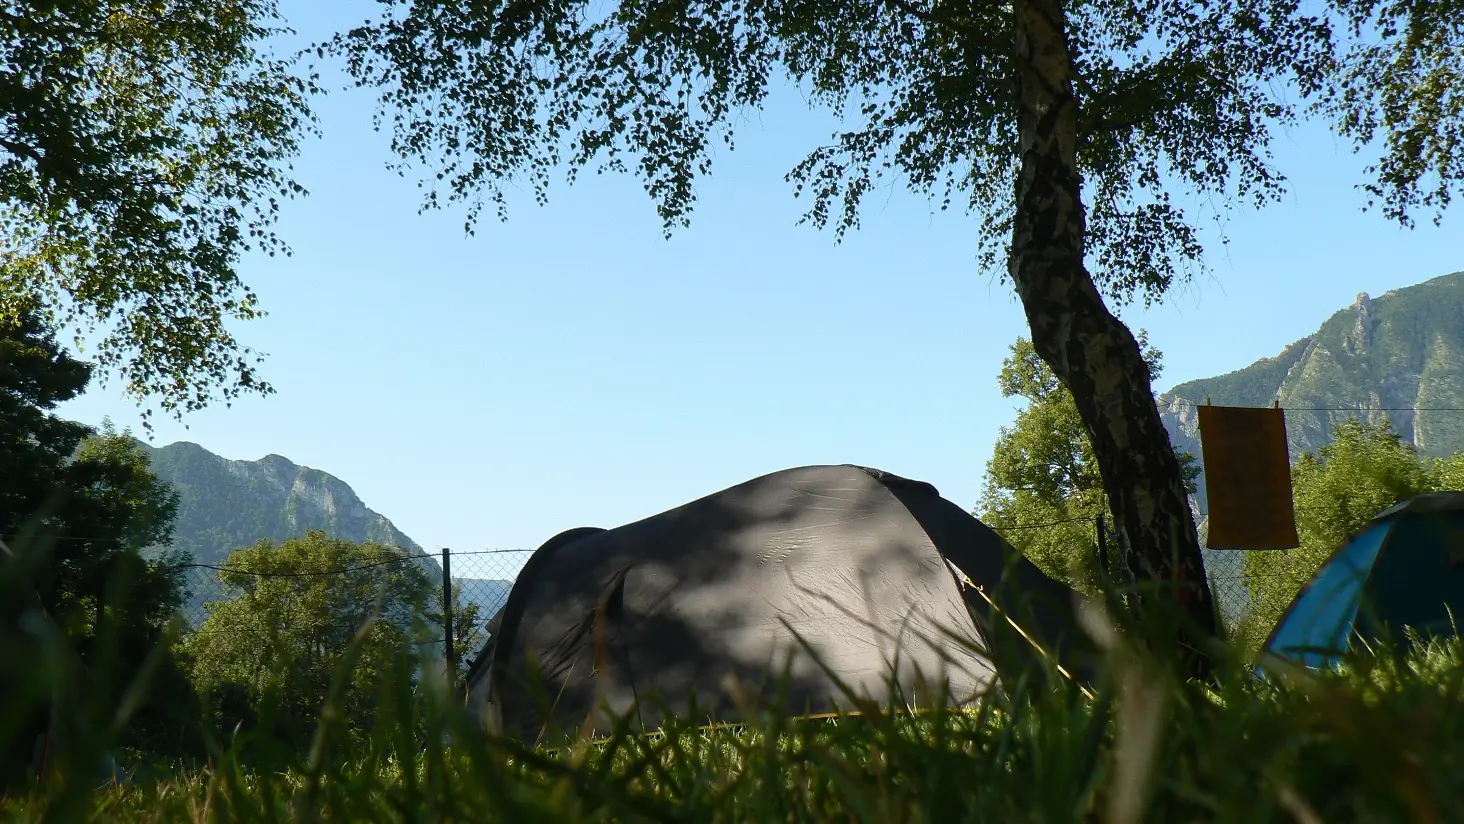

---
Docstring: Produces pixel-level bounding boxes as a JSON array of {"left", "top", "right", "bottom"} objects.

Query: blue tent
[{"left": 1263, "top": 493, "right": 1464, "bottom": 668}]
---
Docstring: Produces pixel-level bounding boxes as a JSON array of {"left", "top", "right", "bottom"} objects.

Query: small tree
[
  {"left": 1, "top": 311, "right": 197, "bottom": 761},
  {"left": 182, "top": 532, "right": 437, "bottom": 750},
  {"left": 979, "top": 335, "right": 1198, "bottom": 594}
]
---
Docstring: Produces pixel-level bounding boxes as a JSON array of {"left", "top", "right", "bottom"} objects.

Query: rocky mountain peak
[
  {"left": 1160, "top": 271, "right": 1464, "bottom": 514},
  {"left": 1345, "top": 291, "right": 1376, "bottom": 355},
  {"left": 135, "top": 441, "right": 425, "bottom": 564}
]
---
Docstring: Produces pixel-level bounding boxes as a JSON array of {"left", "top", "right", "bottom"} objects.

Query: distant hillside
[
  {"left": 137, "top": 441, "right": 425, "bottom": 566},
  {"left": 134, "top": 442, "right": 514, "bottom": 633},
  {"left": 1160, "top": 270, "right": 1464, "bottom": 511},
  {"left": 1148, "top": 270, "right": 1464, "bottom": 621}
]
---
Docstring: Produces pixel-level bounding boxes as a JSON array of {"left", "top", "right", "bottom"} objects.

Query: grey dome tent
[
  {"left": 464, "top": 465, "right": 1091, "bottom": 740},
  {"left": 1264, "top": 492, "right": 1464, "bottom": 669}
]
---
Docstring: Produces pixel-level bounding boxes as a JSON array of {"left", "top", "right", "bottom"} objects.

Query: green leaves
[
  {"left": 0, "top": 313, "right": 180, "bottom": 613},
  {"left": 330, "top": 0, "right": 1359, "bottom": 309},
  {"left": 1, "top": 309, "right": 201, "bottom": 758},
  {"left": 978, "top": 334, "right": 1196, "bottom": 592},
  {"left": 1319, "top": 0, "right": 1464, "bottom": 228},
  {"left": 1240, "top": 418, "right": 1444, "bottom": 652},
  {"left": 0, "top": 1, "right": 317, "bottom": 423},
  {"left": 1293, "top": 419, "right": 1433, "bottom": 553},
  {"left": 182, "top": 532, "right": 439, "bottom": 752},
  {"left": 331, "top": 0, "right": 1460, "bottom": 312}
]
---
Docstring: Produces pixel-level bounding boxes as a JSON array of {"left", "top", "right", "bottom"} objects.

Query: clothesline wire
[{"left": 1165, "top": 399, "right": 1464, "bottom": 413}]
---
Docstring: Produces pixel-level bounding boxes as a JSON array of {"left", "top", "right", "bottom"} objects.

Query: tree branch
[
  {"left": 879, "top": 0, "right": 1012, "bottom": 57},
  {"left": 0, "top": 137, "right": 43, "bottom": 164}
]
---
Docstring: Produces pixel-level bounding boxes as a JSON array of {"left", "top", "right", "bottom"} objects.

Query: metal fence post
[{"left": 442, "top": 547, "right": 455, "bottom": 687}]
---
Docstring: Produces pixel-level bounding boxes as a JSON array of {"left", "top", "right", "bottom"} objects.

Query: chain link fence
[
  {"left": 167, "top": 549, "right": 534, "bottom": 650},
  {"left": 162, "top": 529, "right": 1315, "bottom": 664},
  {"left": 1204, "top": 555, "right": 1314, "bottom": 648},
  {"left": 449, "top": 550, "right": 531, "bottom": 623},
  {"left": 983, "top": 511, "right": 1328, "bottom": 650}
]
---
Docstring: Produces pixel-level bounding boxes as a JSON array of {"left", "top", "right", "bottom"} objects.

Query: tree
[
  {"left": 1241, "top": 418, "right": 1435, "bottom": 651},
  {"left": 34, "top": 425, "right": 183, "bottom": 632},
  {"left": 182, "top": 532, "right": 438, "bottom": 750},
  {"left": 329, "top": 0, "right": 1460, "bottom": 673},
  {"left": 0, "top": 311, "right": 92, "bottom": 531},
  {"left": 0, "top": 314, "right": 182, "bottom": 635},
  {"left": 0, "top": 1, "right": 316, "bottom": 423},
  {"left": 0, "top": 310, "right": 200, "bottom": 767},
  {"left": 1429, "top": 452, "right": 1464, "bottom": 492},
  {"left": 979, "top": 335, "right": 1199, "bottom": 594},
  {"left": 44, "top": 427, "right": 203, "bottom": 756}
]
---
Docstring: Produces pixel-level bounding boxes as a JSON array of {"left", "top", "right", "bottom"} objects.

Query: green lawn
[{"left": 8, "top": 627, "right": 1464, "bottom": 824}]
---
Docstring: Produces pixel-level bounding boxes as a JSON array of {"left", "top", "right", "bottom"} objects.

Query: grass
[{"left": 8, "top": 593, "right": 1464, "bottom": 824}]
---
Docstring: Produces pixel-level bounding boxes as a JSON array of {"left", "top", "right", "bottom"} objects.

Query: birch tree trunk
[{"left": 1008, "top": 0, "right": 1219, "bottom": 676}]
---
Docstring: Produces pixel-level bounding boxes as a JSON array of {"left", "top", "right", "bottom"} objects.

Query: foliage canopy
[
  {"left": 0, "top": 310, "right": 198, "bottom": 760},
  {"left": 979, "top": 335, "right": 1199, "bottom": 592},
  {"left": 334, "top": 0, "right": 1456, "bottom": 303},
  {"left": 182, "top": 531, "right": 439, "bottom": 749},
  {"left": 0, "top": 1, "right": 316, "bottom": 421}
]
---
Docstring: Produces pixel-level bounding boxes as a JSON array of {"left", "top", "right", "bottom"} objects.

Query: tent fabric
[
  {"left": 1264, "top": 492, "right": 1464, "bottom": 668},
  {"left": 464, "top": 465, "right": 1090, "bottom": 741},
  {"left": 1264, "top": 522, "right": 1390, "bottom": 668}
]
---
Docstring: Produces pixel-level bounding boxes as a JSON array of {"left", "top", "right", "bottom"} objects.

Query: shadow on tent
[{"left": 461, "top": 464, "right": 1097, "bottom": 742}]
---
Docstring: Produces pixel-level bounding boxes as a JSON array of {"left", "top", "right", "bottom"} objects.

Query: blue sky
[{"left": 57, "top": 3, "right": 1462, "bottom": 573}]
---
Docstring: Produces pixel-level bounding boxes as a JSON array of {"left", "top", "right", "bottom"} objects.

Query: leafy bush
[{"left": 181, "top": 532, "right": 441, "bottom": 756}]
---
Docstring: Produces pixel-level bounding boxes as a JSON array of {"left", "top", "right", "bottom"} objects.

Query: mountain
[
  {"left": 134, "top": 442, "right": 518, "bottom": 633},
  {"left": 1160, "top": 270, "right": 1464, "bottom": 511},
  {"left": 1154, "top": 270, "right": 1464, "bottom": 620},
  {"left": 136, "top": 441, "right": 428, "bottom": 567}
]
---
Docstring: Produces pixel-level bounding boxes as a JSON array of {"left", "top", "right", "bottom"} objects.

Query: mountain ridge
[
  {"left": 133, "top": 440, "right": 520, "bottom": 628},
  {"left": 1158, "top": 270, "right": 1464, "bottom": 512},
  {"left": 135, "top": 439, "right": 427, "bottom": 566}
]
